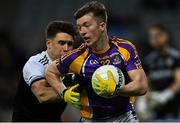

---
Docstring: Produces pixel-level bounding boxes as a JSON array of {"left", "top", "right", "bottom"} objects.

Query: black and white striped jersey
[
  {"left": 143, "top": 47, "right": 180, "bottom": 91},
  {"left": 23, "top": 51, "right": 52, "bottom": 86},
  {"left": 12, "top": 50, "right": 67, "bottom": 122},
  {"left": 143, "top": 47, "right": 180, "bottom": 118}
]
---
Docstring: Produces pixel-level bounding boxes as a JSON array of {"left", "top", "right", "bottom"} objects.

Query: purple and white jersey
[{"left": 57, "top": 37, "right": 142, "bottom": 120}]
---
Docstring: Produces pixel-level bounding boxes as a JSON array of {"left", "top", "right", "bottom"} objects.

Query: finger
[
  {"left": 72, "top": 102, "right": 80, "bottom": 105},
  {"left": 71, "top": 97, "right": 80, "bottom": 102},
  {"left": 71, "top": 104, "right": 81, "bottom": 109},
  {"left": 93, "top": 86, "right": 101, "bottom": 91},
  {"left": 70, "top": 84, "right": 79, "bottom": 91},
  {"left": 92, "top": 79, "right": 100, "bottom": 87},
  {"left": 93, "top": 87, "right": 102, "bottom": 95},
  {"left": 95, "top": 73, "right": 104, "bottom": 82},
  {"left": 69, "top": 101, "right": 80, "bottom": 105},
  {"left": 71, "top": 92, "right": 80, "bottom": 97},
  {"left": 107, "top": 70, "right": 114, "bottom": 80}
]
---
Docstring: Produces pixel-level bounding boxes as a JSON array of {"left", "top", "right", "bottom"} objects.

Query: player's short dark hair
[
  {"left": 45, "top": 20, "right": 77, "bottom": 39},
  {"left": 151, "top": 24, "right": 169, "bottom": 34},
  {"left": 74, "top": 1, "right": 107, "bottom": 23}
]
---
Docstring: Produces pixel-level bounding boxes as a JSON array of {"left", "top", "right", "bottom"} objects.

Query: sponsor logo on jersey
[
  {"left": 134, "top": 55, "right": 142, "bottom": 69},
  {"left": 89, "top": 59, "right": 99, "bottom": 65}
]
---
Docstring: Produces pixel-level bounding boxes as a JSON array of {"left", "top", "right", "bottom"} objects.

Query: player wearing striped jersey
[
  {"left": 136, "top": 24, "right": 180, "bottom": 121},
  {"left": 45, "top": 1, "right": 148, "bottom": 122},
  {"left": 12, "top": 20, "right": 76, "bottom": 121}
]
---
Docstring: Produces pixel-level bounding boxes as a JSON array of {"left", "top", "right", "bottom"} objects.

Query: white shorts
[{"left": 80, "top": 110, "right": 138, "bottom": 122}]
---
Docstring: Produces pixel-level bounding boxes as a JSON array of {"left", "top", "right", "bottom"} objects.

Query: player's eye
[
  {"left": 58, "top": 40, "right": 74, "bottom": 46},
  {"left": 84, "top": 23, "right": 91, "bottom": 27},
  {"left": 67, "top": 41, "right": 73, "bottom": 46}
]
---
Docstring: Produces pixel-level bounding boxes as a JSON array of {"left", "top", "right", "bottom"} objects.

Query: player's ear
[
  {"left": 46, "top": 39, "right": 51, "bottom": 49},
  {"left": 99, "top": 22, "right": 106, "bottom": 32}
]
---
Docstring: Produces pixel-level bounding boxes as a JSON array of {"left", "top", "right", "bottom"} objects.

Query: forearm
[
  {"left": 120, "top": 80, "right": 147, "bottom": 96},
  {"left": 46, "top": 72, "right": 66, "bottom": 93},
  {"left": 120, "top": 69, "right": 148, "bottom": 97},
  {"left": 39, "top": 87, "right": 62, "bottom": 103},
  {"left": 31, "top": 80, "right": 63, "bottom": 103},
  {"left": 45, "top": 63, "right": 66, "bottom": 95}
]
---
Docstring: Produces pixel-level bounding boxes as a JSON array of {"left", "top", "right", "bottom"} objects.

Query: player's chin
[{"left": 85, "top": 41, "right": 93, "bottom": 47}]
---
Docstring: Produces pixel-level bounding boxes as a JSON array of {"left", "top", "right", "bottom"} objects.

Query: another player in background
[
  {"left": 136, "top": 24, "right": 180, "bottom": 121},
  {"left": 12, "top": 20, "right": 77, "bottom": 121},
  {"left": 45, "top": 1, "right": 148, "bottom": 122}
]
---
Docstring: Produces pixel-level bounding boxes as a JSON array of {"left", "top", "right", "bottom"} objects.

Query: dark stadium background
[{"left": 0, "top": 0, "right": 180, "bottom": 121}]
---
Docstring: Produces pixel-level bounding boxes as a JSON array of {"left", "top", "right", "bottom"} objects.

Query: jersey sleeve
[
  {"left": 57, "top": 57, "right": 69, "bottom": 75},
  {"left": 56, "top": 50, "right": 78, "bottom": 75},
  {"left": 23, "top": 60, "right": 45, "bottom": 86},
  {"left": 125, "top": 43, "right": 142, "bottom": 72},
  {"left": 56, "top": 44, "right": 88, "bottom": 75}
]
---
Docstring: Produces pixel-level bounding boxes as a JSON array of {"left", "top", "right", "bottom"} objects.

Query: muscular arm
[
  {"left": 120, "top": 69, "right": 148, "bottom": 96},
  {"left": 31, "top": 79, "right": 62, "bottom": 103},
  {"left": 45, "top": 60, "right": 67, "bottom": 97}
]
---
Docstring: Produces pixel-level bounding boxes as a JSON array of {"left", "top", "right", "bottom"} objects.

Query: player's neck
[
  {"left": 91, "top": 34, "right": 109, "bottom": 54},
  {"left": 47, "top": 50, "right": 55, "bottom": 61},
  {"left": 157, "top": 45, "right": 169, "bottom": 54}
]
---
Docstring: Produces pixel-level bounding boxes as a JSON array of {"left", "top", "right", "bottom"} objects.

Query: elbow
[
  {"left": 139, "top": 88, "right": 147, "bottom": 96},
  {"left": 38, "top": 98, "right": 49, "bottom": 104},
  {"left": 31, "top": 84, "right": 49, "bottom": 104},
  {"left": 36, "top": 92, "right": 49, "bottom": 104},
  {"left": 139, "top": 80, "right": 148, "bottom": 96},
  {"left": 38, "top": 98, "right": 45, "bottom": 104}
]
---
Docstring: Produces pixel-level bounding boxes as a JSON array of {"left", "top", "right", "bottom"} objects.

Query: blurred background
[{"left": 0, "top": 0, "right": 180, "bottom": 121}]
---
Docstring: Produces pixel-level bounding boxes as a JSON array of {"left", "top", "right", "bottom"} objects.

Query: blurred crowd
[{"left": 0, "top": 0, "right": 180, "bottom": 122}]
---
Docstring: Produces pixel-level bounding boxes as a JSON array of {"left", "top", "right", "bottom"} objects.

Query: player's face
[
  {"left": 47, "top": 32, "right": 74, "bottom": 60},
  {"left": 149, "top": 28, "right": 168, "bottom": 49},
  {"left": 76, "top": 12, "right": 105, "bottom": 47}
]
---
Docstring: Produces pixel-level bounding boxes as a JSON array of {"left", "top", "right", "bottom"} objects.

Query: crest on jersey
[{"left": 110, "top": 53, "right": 121, "bottom": 65}]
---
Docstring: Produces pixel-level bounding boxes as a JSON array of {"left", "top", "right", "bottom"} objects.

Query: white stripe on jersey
[{"left": 23, "top": 51, "right": 52, "bottom": 86}]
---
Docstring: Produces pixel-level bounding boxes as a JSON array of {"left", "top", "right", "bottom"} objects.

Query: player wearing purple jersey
[{"left": 45, "top": 1, "right": 148, "bottom": 122}]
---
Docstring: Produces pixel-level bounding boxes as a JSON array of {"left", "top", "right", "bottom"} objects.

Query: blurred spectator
[
  {"left": 136, "top": 24, "right": 180, "bottom": 121},
  {"left": 140, "top": 0, "right": 180, "bottom": 10}
]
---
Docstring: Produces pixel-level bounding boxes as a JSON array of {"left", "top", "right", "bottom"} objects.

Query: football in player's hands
[{"left": 91, "top": 65, "right": 125, "bottom": 98}]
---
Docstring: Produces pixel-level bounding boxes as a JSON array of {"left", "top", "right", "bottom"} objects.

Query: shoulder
[
  {"left": 111, "top": 36, "right": 137, "bottom": 56},
  {"left": 169, "top": 47, "right": 180, "bottom": 58},
  {"left": 111, "top": 36, "right": 136, "bottom": 51},
  {"left": 111, "top": 36, "right": 138, "bottom": 62},
  {"left": 23, "top": 51, "right": 48, "bottom": 86},
  {"left": 30, "top": 51, "right": 50, "bottom": 65},
  {"left": 61, "top": 43, "right": 88, "bottom": 61},
  {"left": 23, "top": 51, "right": 48, "bottom": 72}
]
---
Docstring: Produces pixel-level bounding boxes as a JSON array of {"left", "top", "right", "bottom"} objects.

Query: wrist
[
  {"left": 59, "top": 89, "right": 67, "bottom": 99},
  {"left": 114, "top": 84, "right": 123, "bottom": 95}
]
